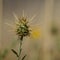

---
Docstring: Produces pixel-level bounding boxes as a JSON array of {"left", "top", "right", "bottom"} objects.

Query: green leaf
[
  {"left": 22, "top": 55, "right": 27, "bottom": 60},
  {"left": 11, "top": 49, "right": 19, "bottom": 57}
]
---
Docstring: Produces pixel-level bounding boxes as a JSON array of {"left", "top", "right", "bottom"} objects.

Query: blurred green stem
[{"left": 18, "top": 36, "right": 23, "bottom": 60}]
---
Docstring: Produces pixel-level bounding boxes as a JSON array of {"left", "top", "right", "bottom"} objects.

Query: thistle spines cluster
[{"left": 16, "top": 17, "right": 30, "bottom": 38}]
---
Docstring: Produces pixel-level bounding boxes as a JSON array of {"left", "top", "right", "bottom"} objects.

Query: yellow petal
[{"left": 31, "top": 27, "right": 41, "bottom": 39}]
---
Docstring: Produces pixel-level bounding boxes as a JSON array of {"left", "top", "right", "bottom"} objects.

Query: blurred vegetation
[
  {"left": 0, "top": 49, "right": 8, "bottom": 60},
  {"left": 0, "top": 39, "right": 18, "bottom": 60}
]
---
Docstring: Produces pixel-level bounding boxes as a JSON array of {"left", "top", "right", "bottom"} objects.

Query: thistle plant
[
  {"left": 6, "top": 11, "right": 41, "bottom": 60},
  {"left": 11, "top": 16, "right": 30, "bottom": 60}
]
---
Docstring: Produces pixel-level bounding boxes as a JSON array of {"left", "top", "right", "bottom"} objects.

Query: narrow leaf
[
  {"left": 22, "top": 55, "right": 27, "bottom": 60},
  {"left": 11, "top": 49, "right": 19, "bottom": 57}
]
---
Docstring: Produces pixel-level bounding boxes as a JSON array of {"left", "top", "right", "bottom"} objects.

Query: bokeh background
[{"left": 0, "top": 0, "right": 60, "bottom": 60}]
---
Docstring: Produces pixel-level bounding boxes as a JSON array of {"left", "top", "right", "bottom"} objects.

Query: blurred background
[{"left": 0, "top": 0, "right": 60, "bottom": 60}]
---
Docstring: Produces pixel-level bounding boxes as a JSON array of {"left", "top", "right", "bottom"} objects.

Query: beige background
[{"left": 0, "top": 0, "right": 60, "bottom": 60}]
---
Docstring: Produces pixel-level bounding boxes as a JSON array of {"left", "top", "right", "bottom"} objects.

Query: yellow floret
[{"left": 31, "top": 27, "right": 41, "bottom": 39}]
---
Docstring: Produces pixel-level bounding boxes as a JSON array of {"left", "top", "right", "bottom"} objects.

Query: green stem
[{"left": 18, "top": 36, "right": 23, "bottom": 60}]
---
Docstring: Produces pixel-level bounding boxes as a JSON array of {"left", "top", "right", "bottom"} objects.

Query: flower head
[{"left": 16, "top": 17, "right": 30, "bottom": 38}]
